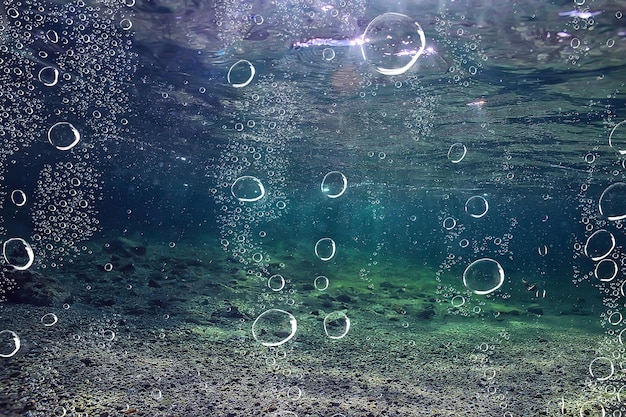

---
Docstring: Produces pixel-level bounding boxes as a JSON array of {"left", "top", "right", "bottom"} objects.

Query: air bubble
[
  {"left": 463, "top": 258, "right": 505, "bottom": 295},
  {"left": 465, "top": 195, "right": 489, "bottom": 218},
  {"left": 231, "top": 176, "right": 265, "bottom": 202},
  {"left": 447, "top": 143, "right": 467, "bottom": 163},
  {"left": 321, "top": 171, "right": 347, "bottom": 198},
  {"left": 360, "top": 13, "right": 426, "bottom": 76},
  {"left": 2, "top": 238, "right": 34, "bottom": 270},
  {"left": 227, "top": 60, "right": 255, "bottom": 88},
  {"left": 48, "top": 122, "right": 80, "bottom": 151},
  {"left": 38, "top": 67, "right": 59, "bottom": 87},
  {"left": 323, "top": 311, "right": 351, "bottom": 339},
  {"left": 0, "top": 330, "right": 20, "bottom": 358},
  {"left": 315, "top": 238, "right": 336, "bottom": 261},
  {"left": 251, "top": 309, "right": 297, "bottom": 347}
]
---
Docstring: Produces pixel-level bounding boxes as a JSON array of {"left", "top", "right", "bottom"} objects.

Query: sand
[{"left": 0, "top": 237, "right": 616, "bottom": 417}]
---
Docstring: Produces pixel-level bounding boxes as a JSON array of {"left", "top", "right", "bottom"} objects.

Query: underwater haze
[{"left": 1, "top": 0, "right": 626, "bottom": 416}]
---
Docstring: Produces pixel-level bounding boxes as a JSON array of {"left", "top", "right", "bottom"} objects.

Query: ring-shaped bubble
[
  {"left": 102, "top": 329, "right": 116, "bottom": 342},
  {"left": 268, "top": 274, "right": 285, "bottom": 292},
  {"left": 619, "top": 385, "right": 626, "bottom": 404},
  {"left": 10, "top": 189, "right": 26, "bottom": 207},
  {"left": 321, "top": 171, "right": 347, "bottom": 198},
  {"left": 360, "top": 12, "right": 426, "bottom": 76},
  {"left": 46, "top": 29, "right": 59, "bottom": 43},
  {"left": 442, "top": 216, "right": 457, "bottom": 230},
  {"left": 41, "top": 313, "right": 58, "bottom": 327},
  {"left": 231, "top": 176, "right": 265, "bottom": 202},
  {"left": 589, "top": 357, "right": 614, "bottom": 381},
  {"left": 451, "top": 295, "right": 466, "bottom": 307},
  {"left": 609, "top": 120, "right": 626, "bottom": 155},
  {"left": 323, "top": 311, "right": 351, "bottom": 339},
  {"left": 462, "top": 258, "right": 505, "bottom": 295},
  {"left": 0, "top": 330, "right": 20, "bottom": 358},
  {"left": 314, "top": 238, "right": 336, "bottom": 261},
  {"left": 227, "top": 60, "right": 255, "bottom": 88},
  {"left": 578, "top": 401, "right": 606, "bottom": 417},
  {"left": 251, "top": 309, "right": 297, "bottom": 347},
  {"left": 53, "top": 406, "right": 67, "bottom": 417},
  {"left": 120, "top": 18, "right": 132, "bottom": 30},
  {"left": 584, "top": 229, "right": 616, "bottom": 261},
  {"left": 322, "top": 48, "right": 335, "bottom": 61},
  {"left": 599, "top": 182, "right": 626, "bottom": 221},
  {"left": 608, "top": 312, "right": 623, "bottom": 326},
  {"left": 48, "top": 122, "right": 80, "bottom": 151},
  {"left": 465, "top": 195, "right": 489, "bottom": 218},
  {"left": 594, "top": 259, "right": 618, "bottom": 282},
  {"left": 2, "top": 238, "right": 34, "bottom": 270},
  {"left": 447, "top": 143, "right": 467, "bottom": 163},
  {"left": 287, "top": 386, "right": 302, "bottom": 400},
  {"left": 38, "top": 66, "right": 59, "bottom": 87},
  {"left": 314, "top": 275, "right": 329, "bottom": 291}
]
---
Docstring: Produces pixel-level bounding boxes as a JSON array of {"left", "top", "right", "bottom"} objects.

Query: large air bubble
[
  {"left": 321, "top": 171, "right": 347, "bottom": 198},
  {"left": 609, "top": 120, "right": 626, "bottom": 155},
  {"left": 595, "top": 259, "right": 619, "bottom": 282},
  {"left": 227, "top": 60, "right": 255, "bottom": 88},
  {"left": 578, "top": 401, "right": 606, "bottom": 417},
  {"left": 360, "top": 12, "right": 426, "bottom": 76},
  {"left": 0, "top": 330, "right": 20, "bottom": 358},
  {"left": 589, "top": 357, "right": 614, "bottom": 381},
  {"left": 599, "top": 182, "right": 626, "bottom": 221},
  {"left": 314, "top": 275, "right": 329, "bottom": 291},
  {"left": 48, "top": 122, "right": 81, "bottom": 151},
  {"left": 447, "top": 143, "right": 467, "bottom": 163},
  {"left": 465, "top": 195, "right": 489, "bottom": 218},
  {"left": 2, "top": 238, "right": 34, "bottom": 271},
  {"left": 231, "top": 176, "right": 265, "bottom": 202},
  {"left": 584, "top": 229, "right": 615, "bottom": 261},
  {"left": 251, "top": 309, "right": 297, "bottom": 347},
  {"left": 462, "top": 258, "right": 505, "bottom": 295},
  {"left": 38, "top": 66, "right": 59, "bottom": 87},
  {"left": 267, "top": 274, "right": 285, "bottom": 291},
  {"left": 10, "top": 190, "right": 26, "bottom": 207},
  {"left": 315, "top": 238, "right": 336, "bottom": 261},
  {"left": 323, "top": 311, "right": 351, "bottom": 339}
]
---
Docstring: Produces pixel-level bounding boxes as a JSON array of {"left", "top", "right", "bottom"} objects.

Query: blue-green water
[{"left": 0, "top": 0, "right": 625, "bottom": 416}]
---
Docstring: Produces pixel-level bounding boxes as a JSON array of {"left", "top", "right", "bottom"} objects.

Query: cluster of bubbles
[
  {"left": 213, "top": 72, "right": 304, "bottom": 414},
  {"left": 212, "top": 83, "right": 356, "bottom": 413},
  {"left": 246, "top": 172, "right": 351, "bottom": 346},
  {"left": 433, "top": 11, "right": 487, "bottom": 86},
  {"left": 0, "top": 0, "right": 136, "bottom": 277},
  {"left": 435, "top": 192, "right": 517, "bottom": 317},
  {"left": 569, "top": 83, "right": 626, "bottom": 412},
  {"left": 251, "top": 171, "right": 351, "bottom": 417},
  {"left": 214, "top": 73, "right": 295, "bottom": 267},
  {"left": 244, "top": 169, "right": 351, "bottom": 416},
  {"left": 0, "top": 0, "right": 135, "bottom": 143},
  {"left": 492, "top": 150, "right": 517, "bottom": 186},
  {"left": 31, "top": 159, "right": 101, "bottom": 267},
  {"left": 558, "top": 4, "right": 600, "bottom": 67},
  {"left": 467, "top": 331, "right": 514, "bottom": 415}
]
